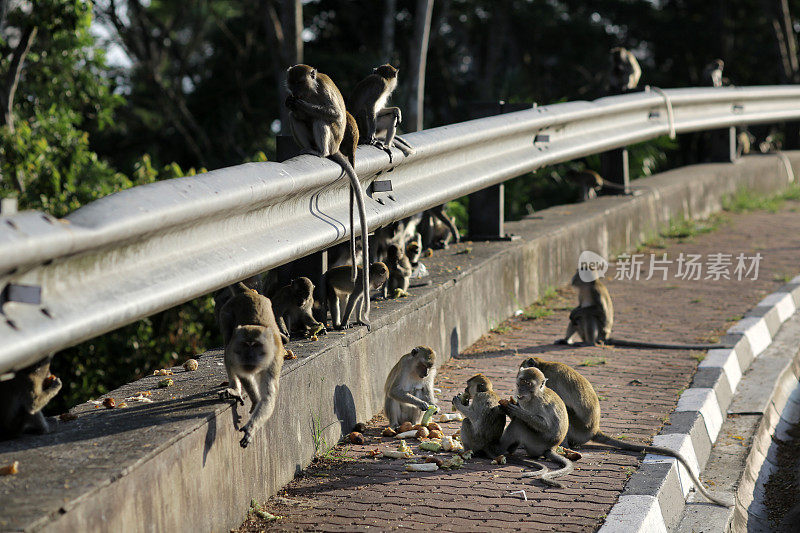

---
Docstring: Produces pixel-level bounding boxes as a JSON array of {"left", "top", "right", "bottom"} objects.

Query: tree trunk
[
  {"left": 381, "top": 0, "right": 396, "bottom": 63},
  {"left": 2, "top": 25, "right": 37, "bottom": 133},
  {"left": 406, "top": 0, "right": 434, "bottom": 132},
  {"left": 778, "top": 0, "right": 800, "bottom": 82},
  {"left": 279, "top": 0, "right": 302, "bottom": 134}
]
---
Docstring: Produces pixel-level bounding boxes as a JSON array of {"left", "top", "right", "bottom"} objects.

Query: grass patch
[
  {"left": 661, "top": 215, "right": 723, "bottom": 241},
  {"left": 520, "top": 286, "right": 559, "bottom": 321},
  {"left": 774, "top": 272, "right": 793, "bottom": 283},
  {"left": 579, "top": 357, "right": 606, "bottom": 367},
  {"left": 723, "top": 185, "right": 800, "bottom": 213},
  {"left": 492, "top": 324, "right": 512, "bottom": 334}
]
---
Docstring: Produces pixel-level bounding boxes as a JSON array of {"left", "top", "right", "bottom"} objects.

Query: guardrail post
[
  {"left": 467, "top": 101, "right": 530, "bottom": 240},
  {"left": 600, "top": 147, "right": 630, "bottom": 194},
  {"left": 276, "top": 136, "right": 328, "bottom": 287},
  {"left": 709, "top": 126, "right": 736, "bottom": 162}
]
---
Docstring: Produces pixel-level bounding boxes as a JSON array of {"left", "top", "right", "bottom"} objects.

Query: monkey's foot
[
  {"left": 554, "top": 338, "right": 572, "bottom": 346},
  {"left": 239, "top": 428, "right": 253, "bottom": 448},
  {"left": 219, "top": 388, "right": 245, "bottom": 406}
]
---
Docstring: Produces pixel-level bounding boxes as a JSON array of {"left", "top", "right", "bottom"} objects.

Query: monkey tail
[
  {"left": 539, "top": 450, "right": 573, "bottom": 488},
  {"left": 593, "top": 432, "right": 731, "bottom": 507},
  {"left": 328, "top": 151, "right": 371, "bottom": 323},
  {"left": 605, "top": 338, "right": 729, "bottom": 350}
]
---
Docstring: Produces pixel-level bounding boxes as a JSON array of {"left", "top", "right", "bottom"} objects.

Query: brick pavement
[{"left": 240, "top": 203, "right": 800, "bottom": 532}]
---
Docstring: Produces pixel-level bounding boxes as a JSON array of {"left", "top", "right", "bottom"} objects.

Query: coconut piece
[
  {"left": 428, "top": 430, "right": 444, "bottom": 440},
  {"left": 382, "top": 427, "right": 397, "bottom": 437},
  {"left": 415, "top": 427, "right": 430, "bottom": 439},
  {"left": 182, "top": 359, "right": 199, "bottom": 371},
  {"left": 382, "top": 449, "right": 414, "bottom": 459},
  {"left": 405, "top": 462, "right": 438, "bottom": 472},
  {"left": 398, "top": 421, "right": 414, "bottom": 432},
  {"left": 427, "top": 422, "right": 442, "bottom": 432},
  {"left": 394, "top": 430, "right": 418, "bottom": 439},
  {"left": 438, "top": 412, "right": 464, "bottom": 422},
  {"left": 0, "top": 461, "right": 19, "bottom": 475}
]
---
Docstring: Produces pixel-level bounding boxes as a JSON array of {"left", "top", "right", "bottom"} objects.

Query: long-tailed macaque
[
  {"left": 384, "top": 346, "right": 438, "bottom": 427},
  {"left": 452, "top": 374, "right": 506, "bottom": 458},
  {"left": 521, "top": 356, "right": 730, "bottom": 506},
  {"left": 0, "top": 357, "right": 61, "bottom": 439},
  {"left": 323, "top": 262, "right": 389, "bottom": 330}
]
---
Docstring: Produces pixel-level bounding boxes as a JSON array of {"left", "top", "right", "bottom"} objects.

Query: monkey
[
  {"left": 348, "top": 64, "right": 414, "bottom": 161},
  {"left": 270, "top": 277, "right": 325, "bottom": 339},
  {"left": 0, "top": 357, "right": 62, "bottom": 439},
  {"left": 737, "top": 130, "right": 756, "bottom": 157},
  {"left": 702, "top": 59, "right": 724, "bottom": 88},
  {"left": 406, "top": 234, "right": 422, "bottom": 270},
  {"left": 558, "top": 270, "right": 729, "bottom": 350},
  {"left": 371, "top": 220, "right": 406, "bottom": 263},
  {"left": 285, "top": 64, "right": 371, "bottom": 328},
  {"left": 498, "top": 366, "right": 573, "bottom": 487},
  {"left": 384, "top": 243, "right": 412, "bottom": 298},
  {"left": 420, "top": 205, "right": 460, "bottom": 249},
  {"left": 214, "top": 273, "right": 263, "bottom": 324},
  {"left": 451, "top": 374, "right": 506, "bottom": 458},
  {"left": 384, "top": 346, "right": 438, "bottom": 427},
  {"left": 520, "top": 356, "right": 730, "bottom": 506},
  {"left": 218, "top": 282, "right": 287, "bottom": 448},
  {"left": 608, "top": 47, "right": 641, "bottom": 94},
  {"left": 323, "top": 262, "right": 389, "bottom": 330},
  {"left": 564, "top": 169, "right": 631, "bottom": 201}
]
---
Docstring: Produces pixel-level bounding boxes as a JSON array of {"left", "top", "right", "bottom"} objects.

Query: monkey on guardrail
[
  {"left": 285, "top": 64, "right": 372, "bottom": 330},
  {"left": 608, "top": 47, "right": 641, "bottom": 94},
  {"left": 349, "top": 63, "right": 414, "bottom": 162}
]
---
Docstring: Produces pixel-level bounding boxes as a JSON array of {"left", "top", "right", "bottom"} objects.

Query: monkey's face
[
  {"left": 374, "top": 64, "right": 398, "bottom": 80},
  {"left": 370, "top": 262, "right": 390, "bottom": 285},
  {"left": 412, "top": 346, "right": 435, "bottom": 378},
  {"left": 406, "top": 243, "right": 421, "bottom": 264},
  {"left": 386, "top": 245, "right": 402, "bottom": 264},
  {"left": 464, "top": 375, "right": 491, "bottom": 401},
  {"left": 291, "top": 278, "right": 314, "bottom": 306},
  {"left": 516, "top": 367, "right": 546, "bottom": 399},
  {"left": 229, "top": 326, "right": 273, "bottom": 372},
  {"left": 286, "top": 64, "right": 317, "bottom": 97}
]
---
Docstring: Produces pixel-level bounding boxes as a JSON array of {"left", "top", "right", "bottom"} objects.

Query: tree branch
[{"left": 2, "top": 25, "right": 37, "bottom": 132}]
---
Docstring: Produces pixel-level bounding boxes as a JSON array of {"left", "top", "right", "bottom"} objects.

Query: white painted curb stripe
[
  {"left": 598, "top": 495, "right": 668, "bottom": 533},
  {"left": 701, "top": 348, "right": 742, "bottom": 390},
  {"left": 600, "top": 271, "right": 799, "bottom": 532},
  {"left": 644, "top": 433, "right": 699, "bottom": 497},
  {"left": 728, "top": 316, "right": 771, "bottom": 357},
  {"left": 676, "top": 387, "right": 723, "bottom": 441},
  {"left": 757, "top": 292, "right": 797, "bottom": 323}
]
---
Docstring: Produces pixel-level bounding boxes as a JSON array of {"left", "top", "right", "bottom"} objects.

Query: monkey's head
[
  {"left": 411, "top": 345, "right": 435, "bottom": 378},
  {"left": 386, "top": 244, "right": 404, "bottom": 264},
  {"left": 370, "top": 262, "right": 390, "bottom": 285},
  {"left": 286, "top": 64, "right": 318, "bottom": 97},
  {"left": 520, "top": 357, "right": 543, "bottom": 371},
  {"left": 228, "top": 325, "right": 277, "bottom": 373},
  {"left": 516, "top": 366, "right": 547, "bottom": 400},
  {"left": 463, "top": 374, "right": 493, "bottom": 402},
  {"left": 374, "top": 64, "right": 398, "bottom": 80},
  {"left": 406, "top": 241, "right": 421, "bottom": 265},
  {"left": 571, "top": 269, "right": 600, "bottom": 288},
  {"left": 290, "top": 277, "right": 315, "bottom": 306}
]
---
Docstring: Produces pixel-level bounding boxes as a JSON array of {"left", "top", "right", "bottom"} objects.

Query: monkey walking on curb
[
  {"left": 285, "top": 64, "right": 372, "bottom": 329},
  {"left": 521, "top": 356, "right": 731, "bottom": 506}
]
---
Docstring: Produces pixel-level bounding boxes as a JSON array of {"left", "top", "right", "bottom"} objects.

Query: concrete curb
[{"left": 598, "top": 276, "right": 800, "bottom": 532}]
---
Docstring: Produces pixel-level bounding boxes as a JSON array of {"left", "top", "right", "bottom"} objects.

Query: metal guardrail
[{"left": 2, "top": 85, "right": 800, "bottom": 374}]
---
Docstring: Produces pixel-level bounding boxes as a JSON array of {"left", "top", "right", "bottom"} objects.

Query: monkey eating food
[
  {"left": 452, "top": 374, "right": 506, "bottom": 458},
  {"left": 218, "top": 282, "right": 287, "bottom": 448},
  {"left": 270, "top": 276, "right": 325, "bottom": 339},
  {"left": 521, "top": 356, "right": 731, "bottom": 506},
  {"left": 384, "top": 346, "right": 438, "bottom": 427}
]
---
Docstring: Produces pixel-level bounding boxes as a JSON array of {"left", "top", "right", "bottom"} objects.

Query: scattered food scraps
[
  {"left": 405, "top": 462, "right": 438, "bottom": 472},
  {"left": 284, "top": 349, "right": 296, "bottom": 360},
  {"left": 153, "top": 369, "right": 173, "bottom": 376},
  {"left": 102, "top": 398, "right": 116, "bottom": 409},
  {"left": 0, "top": 461, "right": 19, "bottom": 475},
  {"left": 183, "top": 359, "right": 199, "bottom": 371},
  {"left": 158, "top": 378, "right": 174, "bottom": 388}
]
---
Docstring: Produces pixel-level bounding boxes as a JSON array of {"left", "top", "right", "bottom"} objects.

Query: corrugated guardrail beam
[{"left": 2, "top": 85, "right": 800, "bottom": 374}]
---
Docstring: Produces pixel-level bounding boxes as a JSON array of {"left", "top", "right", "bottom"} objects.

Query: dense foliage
[{"left": 1, "top": 0, "right": 797, "bottom": 411}]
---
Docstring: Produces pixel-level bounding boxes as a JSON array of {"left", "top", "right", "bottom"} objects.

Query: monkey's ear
[
  {"left": 411, "top": 347, "right": 419, "bottom": 356},
  {"left": 310, "top": 68, "right": 317, "bottom": 79},
  {"left": 373, "top": 67, "right": 378, "bottom": 74},
  {"left": 540, "top": 377, "right": 547, "bottom": 390}
]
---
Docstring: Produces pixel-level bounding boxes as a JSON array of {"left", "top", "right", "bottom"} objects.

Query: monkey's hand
[
  {"left": 219, "top": 388, "right": 245, "bottom": 406},
  {"left": 240, "top": 426, "right": 253, "bottom": 448},
  {"left": 501, "top": 403, "right": 524, "bottom": 419},
  {"left": 285, "top": 94, "right": 299, "bottom": 111}
]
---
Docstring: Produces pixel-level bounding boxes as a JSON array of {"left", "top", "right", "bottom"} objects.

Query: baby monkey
[
  {"left": 559, "top": 270, "right": 728, "bottom": 350},
  {"left": 452, "top": 374, "right": 506, "bottom": 458},
  {"left": 384, "top": 243, "right": 412, "bottom": 298},
  {"left": 0, "top": 357, "right": 62, "bottom": 439},
  {"left": 271, "top": 276, "right": 325, "bottom": 339},
  {"left": 384, "top": 346, "right": 438, "bottom": 427},
  {"left": 521, "top": 356, "right": 730, "bottom": 506},
  {"left": 218, "top": 282, "right": 287, "bottom": 448},
  {"left": 499, "top": 366, "right": 573, "bottom": 487},
  {"left": 324, "top": 262, "right": 389, "bottom": 330}
]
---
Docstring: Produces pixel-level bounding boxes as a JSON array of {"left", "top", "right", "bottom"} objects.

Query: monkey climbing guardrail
[{"left": 1, "top": 85, "right": 800, "bottom": 375}]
